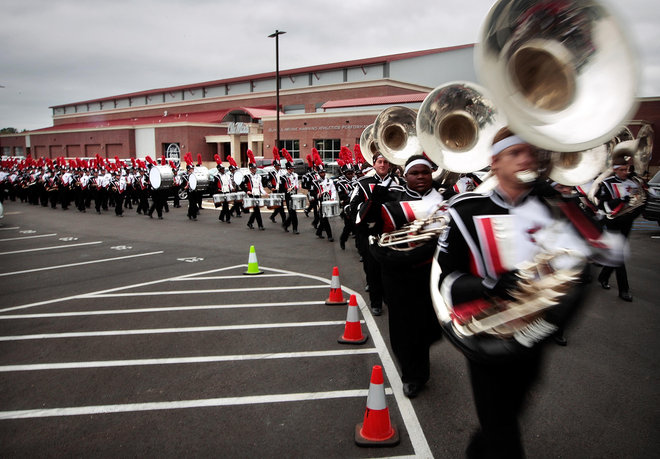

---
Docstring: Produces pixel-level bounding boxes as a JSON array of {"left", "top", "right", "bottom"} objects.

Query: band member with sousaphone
[
  {"left": 349, "top": 151, "right": 404, "bottom": 315},
  {"left": 435, "top": 127, "right": 626, "bottom": 458},
  {"left": 596, "top": 148, "right": 647, "bottom": 302},
  {"left": 370, "top": 154, "right": 449, "bottom": 398}
]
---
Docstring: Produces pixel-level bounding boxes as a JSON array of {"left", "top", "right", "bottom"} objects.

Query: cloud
[{"left": 1, "top": 0, "right": 658, "bottom": 131}]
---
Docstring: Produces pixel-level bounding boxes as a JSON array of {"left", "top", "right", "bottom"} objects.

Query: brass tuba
[
  {"left": 358, "top": 124, "right": 378, "bottom": 166},
  {"left": 372, "top": 106, "right": 423, "bottom": 166},
  {"left": 432, "top": 0, "right": 640, "bottom": 357},
  {"left": 416, "top": 81, "right": 504, "bottom": 173}
]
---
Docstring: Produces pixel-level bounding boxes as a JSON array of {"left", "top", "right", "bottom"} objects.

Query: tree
[{"left": 0, "top": 127, "right": 19, "bottom": 134}]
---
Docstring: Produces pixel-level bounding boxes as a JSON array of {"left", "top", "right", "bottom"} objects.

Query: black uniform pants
[
  {"left": 466, "top": 353, "right": 542, "bottom": 459},
  {"left": 283, "top": 197, "right": 298, "bottom": 231},
  {"left": 219, "top": 201, "right": 231, "bottom": 222},
  {"left": 247, "top": 203, "right": 263, "bottom": 228}
]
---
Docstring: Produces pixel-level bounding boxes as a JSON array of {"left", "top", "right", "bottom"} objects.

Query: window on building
[
  {"left": 163, "top": 143, "right": 181, "bottom": 166},
  {"left": 279, "top": 139, "right": 300, "bottom": 158},
  {"left": 314, "top": 139, "right": 340, "bottom": 162}
]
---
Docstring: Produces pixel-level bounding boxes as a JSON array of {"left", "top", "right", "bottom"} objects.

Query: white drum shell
[
  {"left": 149, "top": 165, "right": 174, "bottom": 190},
  {"left": 191, "top": 167, "right": 210, "bottom": 191},
  {"left": 243, "top": 197, "right": 258, "bottom": 209},
  {"left": 291, "top": 194, "right": 307, "bottom": 210},
  {"left": 320, "top": 200, "right": 341, "bottom": 218}
]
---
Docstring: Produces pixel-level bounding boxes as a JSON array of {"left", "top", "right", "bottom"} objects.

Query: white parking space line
[
  {"left": 0, "top": 349, "right": 379, "bottom": 372},
  {"left": 84, "top": 285, "right": 328, "bottom": 297},
  {"left": 172, "top": 273, "right": 296, "bottom": 280},
  {"left": 0, "top": 233, "right": 57, "bottom": 242},
  {"left": 0, "top": 301, "right": 327, "bottom": 320},
  {"left": 0, "top": 320, "right": 347, "bottom": 341},
  {"left": 0, "top": 226, "right": 20, "bottom": 231},
  {"left": 0, "top": 388, "right": 393, "bottom": 420},
  {"left": 0, "top": 263, "right": 433, "bottom": 456},
  {"left": 0, "top": 251, "right": 164, "bottom": 278},
  {"left": 0, "top": 241, "right": 102, "bottom": 256},
  {"left": 0, "top": 264, "right": 250, "bottom": 313}
]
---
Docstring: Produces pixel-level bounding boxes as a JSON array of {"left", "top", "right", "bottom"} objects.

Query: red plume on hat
[
  {"left": 196, "top": 153, "right": 202, "bottom": 166},
  {"left": 161, "top": 156, "right": 167, "bottom": 165},
  {"left": 131, "top": 157, "right": 136, "bottom": 168},
  {"left": 227, "top": 155, "right": 238, "bottom": 168},
  {"left": 313, "top": 149, "right": 323, "bottom": 167},
  {"left": 169, "top": 160, "right": 177, "bottom": 169},
  {"left": 214, "top": 154, "right": 222, "bottom": 165},
  {"left": 272, "top": 146, "right": 281, "bottom": 161},
  {"left": 282, "top": 148, "right": 293, "bottom": 163},
  {"left": 145, "top": 156, "right": 155, "bottom": 165},
  {"left": 354, "top": 144, "right": 365, "bottom": 165},
  {"left": 306, "top": 154, "right": 313, "bottom": 168},
  {"left": 247, "top": 149, "right": 256, "bottom": 165}
]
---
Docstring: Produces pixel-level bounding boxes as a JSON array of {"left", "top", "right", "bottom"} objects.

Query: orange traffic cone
[
  {"left": 325, "top": 266, "right": 347, "bottom": 305},
  {"left": 338, "top": 294, "right": 368, "bottom": 344},
  {"left": 355, "top": 365, "right": 399, "bottom": 447}
]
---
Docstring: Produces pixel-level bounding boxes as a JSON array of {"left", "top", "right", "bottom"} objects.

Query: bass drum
[
  {"left": 190, "top": 166, "right": 210, "bottom": 192},
  {"left": 149, "top": 165, "right": 174, "bottom": 190}
]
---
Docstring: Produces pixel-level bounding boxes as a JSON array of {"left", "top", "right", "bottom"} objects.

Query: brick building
[{"left": 1, "top": 44, "right": 658, "bottom": 174}]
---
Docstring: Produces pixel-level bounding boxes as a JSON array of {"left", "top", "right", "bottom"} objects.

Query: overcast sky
[{"left": 1, "top": 0, "right": 658, "bottom": 131}]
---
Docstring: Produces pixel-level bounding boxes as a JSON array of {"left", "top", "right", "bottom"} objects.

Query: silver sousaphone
[{"left": 431, "top": 0, "right": 641, "bottom": 357}]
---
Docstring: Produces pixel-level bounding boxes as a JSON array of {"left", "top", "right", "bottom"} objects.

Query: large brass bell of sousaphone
[{"left": 475, "top": 0, "right": 640, "bottom": 153}]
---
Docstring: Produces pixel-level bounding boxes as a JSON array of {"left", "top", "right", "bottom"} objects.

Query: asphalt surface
[{"left": 0, "top": 199, "right": 658, "bottom": 458}]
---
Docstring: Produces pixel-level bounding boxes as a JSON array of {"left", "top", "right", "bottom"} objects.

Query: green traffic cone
[{"left": 244, "top": 245, "right": 263, "bottom": 275}]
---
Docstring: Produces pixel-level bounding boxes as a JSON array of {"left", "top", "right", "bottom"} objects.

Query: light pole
[{"left": 268, "top": 29, "right": 285, "bottom": 152}]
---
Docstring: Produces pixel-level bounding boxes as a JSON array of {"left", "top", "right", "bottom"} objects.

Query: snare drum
[
  {"left": 243, "top": 197, "right": 258, "bottom": 209},
  {"left": 212, "top": 194, "right": 225, "bottom": 208},
  {"left": 256, "top": 197, "right": 266, "bottom": 207},
  {"left": 320, "top": 200, "right": 341, "bottom": 218},
  {"left": 266, "top": 193, "right": 284, "bottom": 209},
  {"left": 225, "top": 192, "right": 237, "bottom": 202},
  {"left": 291, "top": 194, "right": 307, "bottom": 210},
  {"left": 234, "top": 191, "right": 246, "bottom": 202}
]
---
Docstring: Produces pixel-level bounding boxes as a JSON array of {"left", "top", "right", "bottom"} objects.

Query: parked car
[{"left": 642, "top": 170, "right": 660, "bottom": 225}]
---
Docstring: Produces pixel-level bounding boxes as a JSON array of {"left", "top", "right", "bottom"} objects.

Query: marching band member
[
  {"left": 371, "top": 154, "right": 447, "bottom": 398},
  {"left": 227, "top": 156, "right": 243, "bottom": 218},
  {"left": 596, "top": 152, "right": 646, "bottom": 302},
  {"left": 113, "top": 169, "right": 127, "bottom": 217},
  {"left": 315, "top": 165, "right": 337, "bottom": 241},
  {"left": 349, "top": 151, "right": 404, "bottom": 315},
  {"left": 183, "top": 161, "right": 197, "bottom": 221},
  {"left": 302, "top": 152, "right": 320, "bottom": 224},
  {"left": 436, "top": 127, "right": 625, "bottom": 459},
  {"left": 216, "top": 161, "right": 233, "bottom": 224},
  {"left": 268, "top": 148, "right": 287, "bottom": 224},
  {"left": 281, "top": 156, "right": 300, "bottom": 234},
  {"left": 243, "top": 150, "right": 266, "bottom": 230},
  {"left": 336, "top": 147, "right": 357, "bottom": 250}
]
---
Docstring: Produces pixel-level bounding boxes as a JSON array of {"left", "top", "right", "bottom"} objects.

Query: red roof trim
[
  {"left": 50, "top": 44, "right": 474, "bottom": 109},
  {"left": 321, "top": 93, "right": 429, "bottom": 109}
]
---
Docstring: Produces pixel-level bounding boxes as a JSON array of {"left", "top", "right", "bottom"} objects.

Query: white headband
[
  {"left": 491, "top": 135, "right": 526, "bottom": 156},
  {"left": 404, "top": 158, "right": 433, "bottom": 175}
]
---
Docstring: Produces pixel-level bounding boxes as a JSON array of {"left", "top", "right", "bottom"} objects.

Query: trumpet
[{"left": 371, "top": 205, "right": 449, "bottom": 251}]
